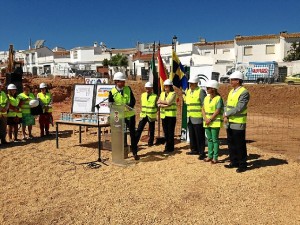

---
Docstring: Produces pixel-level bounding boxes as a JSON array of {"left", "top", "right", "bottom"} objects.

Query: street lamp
[{"left": 172, "top": 35, "right": 177, "bottom": 52}]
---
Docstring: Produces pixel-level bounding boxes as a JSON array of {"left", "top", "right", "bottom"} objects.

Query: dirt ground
[{"left": 0, "top": 77, "right": 299, "bottom": 224}]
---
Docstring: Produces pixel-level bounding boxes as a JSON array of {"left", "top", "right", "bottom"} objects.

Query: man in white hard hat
[
  {"left": 0, "top": 81, "right": 9, "bottom": 144},
  {"left": 108, "top": 72, "right": 139, "bottom": 160},
  {"left": 157, "top": 79, "right": 177, "bottom": 153},
  {"left": 223, "top": 71, "right": 250, "bottom": 173},
  {"left": 135, "top": 82, "right": 158, "bottom": 147},
  {"left": 182, "top": 76, "right": 207, "bottom": 159}
]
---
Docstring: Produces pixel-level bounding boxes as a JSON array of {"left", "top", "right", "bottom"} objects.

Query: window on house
[
  {"left": 244, "top": 46, "right": 252, "bottom": 56},
  {"left": 223, "top": 49, "right": 230, "bottom": 54},
  {"left": 266, "top": 45, "right": 275, "bottom": 54},
  {"left": 73, "top": 51, "right": 78, "bottom": 59},
  {"left": 204, "top": 51, "right": 211, "bottom": 55}
]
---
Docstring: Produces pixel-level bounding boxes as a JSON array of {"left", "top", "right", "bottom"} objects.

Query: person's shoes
[
  {"left": 1, "top": 140, "right": 9, "bottom": 145},
  {"left": 198, "top": 154, "right": 206, "bottom": 160},
  {"left": 186, "top": 151, "right": 198, "bottom": 155},
  {"left": 204, "top": 158, "right": 212, "bottom": 162},
  {"left": 211, "top": 159, "right": 218, "bottom": 164},
  {"left": 224, "top": 163, "right": 239, "bottom": 169},
  {"left": 236, "top": 167, "right": 247, "bottom": 173},
  {"left": 133, "top": 154, "right": 140, "bottom": 161}
]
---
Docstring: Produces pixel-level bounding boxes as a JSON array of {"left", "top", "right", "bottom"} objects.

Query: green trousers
[{"left": 205, "top": 127, "right": 220, "bottom": 160}]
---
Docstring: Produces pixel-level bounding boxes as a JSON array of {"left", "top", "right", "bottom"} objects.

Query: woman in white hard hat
[
  {"left": 37, "top": 83, "right": 53, "bottom": 137},
  {"left": 135, "top": 82, "right": 158, "bottom": 147},
  {"left": 183, "top": 76, "right": 207, "bottom": 159},
  {"left": 18, "top": 84, "right": 36, "bottom": 139},
  {"left": 202, "top": 80, "right": 224, "bottom": 164},
  {"left": 157, "top": 79, "right": 177, "bottom": 153},
  {"left": 7, "top": 83, "right": 22, "bottom": 142},
  {"left": 0, "top": 81, "right": 9, "bottom": 144}
]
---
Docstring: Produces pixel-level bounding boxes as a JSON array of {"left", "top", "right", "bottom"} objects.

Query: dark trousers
[
  {"left": 188, "top": 122, "right": 206, "bottom": 155},
  {"left": 125, "top": 115, "right": 137, "bottom": 155},
  {"left": 162, "top": 117, "right": 176, "bottom": 152},
  {"left": 135, "top": 116, "right": 155, "bottom": 145},
  {"left": 226, "top": 127, "right": 247, "bottom": 167},
  {"left": 0, "top": 116, "right": 7, "bottom": 142}
]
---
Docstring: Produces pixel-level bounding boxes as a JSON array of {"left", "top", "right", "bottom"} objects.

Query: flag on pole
[
  {"left": 171, "top": 50, "right": 188, "bottom": 90},
  {"left": 149, "top": 52, "right": 158, "bottom": 94},
  {"left": 157, "top": 49, "right": 168, "bottom": 91}
]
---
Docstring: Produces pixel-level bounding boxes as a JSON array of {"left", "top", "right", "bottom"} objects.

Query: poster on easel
[
  {"left": 72, "top": 84, "right": 95, "bottom": 113},
  {"left": 95, "top": 84, "right": 115, "bottom": 114}
]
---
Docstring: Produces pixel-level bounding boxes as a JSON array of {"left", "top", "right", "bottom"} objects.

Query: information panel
[
  {"left": 95, "top": 84, "right": 114, "bottom": 114},
  {"left": 72, "top": 84, "right": 95, "bottom": 113}
]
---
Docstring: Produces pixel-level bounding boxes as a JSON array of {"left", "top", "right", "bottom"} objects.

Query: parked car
[{"left": 285, "top": 74, "right": 300, "bottom": 85}]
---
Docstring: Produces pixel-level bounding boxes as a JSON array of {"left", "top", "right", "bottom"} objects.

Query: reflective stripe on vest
[
  {"left": 111, "top": 86, "right": 135, "bottom": 118},
  {"left": 203, "top": 95, "right": 223, "bottom": 128},
  {"left": 185, "top": 87, "right": 202, "bottom": 118},
  {"left": 7, "top": 95, "right": 22, "bottom": 118},
  {"left": 159, "top": 91, "right": 177, "bottom": 119},
  {"left": 38, "top": 92, "right": 53, "bottom": 113},
  {"left": 140, "top": 92, "right": 157, "bottom": 120},
  {"left": 18, "top": 92, "right": 35, "bottom": 114},
  {"left": 226, "top": 87, "right": 247, "bottom": 124},
  {"left": 0, "top": 91, "right": 8, "bottom": 116}
]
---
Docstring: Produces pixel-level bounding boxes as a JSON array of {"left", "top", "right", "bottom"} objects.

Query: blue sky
[{"left": 2, "top": 0, "right": 300, "bottom": 51}]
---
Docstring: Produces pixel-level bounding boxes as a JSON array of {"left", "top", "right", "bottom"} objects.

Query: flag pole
[{"left": 157, "top": 42, "right": 162, "bottom": 140}]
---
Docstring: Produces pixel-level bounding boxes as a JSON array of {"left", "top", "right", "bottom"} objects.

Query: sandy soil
[{"left": 0, "top": 78, "right": 300, "bottom": 224}]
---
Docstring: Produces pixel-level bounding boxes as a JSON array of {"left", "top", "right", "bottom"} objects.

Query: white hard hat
[
  {"left": 29, "top": 99, "right": 39, "bottom": 108},
  {"left": 229, "top": 71, "right": 244, "bottom": 80},
  {"left": 206, "top": 80, "right": 219, "bottom": 89},
  {"left": 145, "top": 82, "right": 153, "bottom": 88},
  {"left": 163, "top": 79, "right": 173, "bottom": 86},
  {"left": 188, "top": 76, "right": 199, "bottom": 83},
  {"left": 7, "top": 84, "right": 17, "bottom": 90},
  {"left": 113, "top": 72, "right": 126, "bottom": 81},
  {"left": 39, "top": 83, "right": 47, "bottom": 88}
]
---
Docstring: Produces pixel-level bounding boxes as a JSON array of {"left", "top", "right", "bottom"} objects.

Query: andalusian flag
[{"left": 149, "top": 52, "right": 158, "bottom": 94}]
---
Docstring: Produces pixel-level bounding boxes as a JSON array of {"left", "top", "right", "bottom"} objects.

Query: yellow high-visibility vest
[
  {"left": 0, "top": 91, "right": 8, "bottom": 116},
  {"left": 203, "top": 95, "right": 223, "bottom": 128},
  {"left": 18, "top": 92, "right": 35, "bottom": 114},
  {"left": 111, "top": 86, "right": 135, "bottom": 118},
  {"left": 7, "top": 95, "right": 22, "bottom": 118},
  {"left": 140, "top": 92, "right": 157, "bottom": 120},
  {"left": 37, "top": 92, "right": 53, "bottom": 113},
  {"left": 159, "top": 91, "right": 177, "bottom": 119},
  {"left": 185, "top": 87, "right": 202, "bottom": 118},
  {"left": 226, "top": 87, "right": 248, "bottom": 124}
]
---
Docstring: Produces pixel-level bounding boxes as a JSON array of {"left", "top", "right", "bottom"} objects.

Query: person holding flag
[
  {"left": 135, "top": 82, "right": 158, "bottom": 147},
  {"left": 183, "top": 76, "right": 207, "bottom": 159},
  {"left": 157, "top": 79, "right": 177, "bottom": 153}
]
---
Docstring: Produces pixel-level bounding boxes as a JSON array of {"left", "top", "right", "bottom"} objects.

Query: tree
[
  {"left": 102, "top": 58, "right": 109, "bottom": 67},
  {"left": 108, "top": 54, "right": 128, "bottom": 70},
  {"left": 283, "top": 42, "right": 300, "bottom": 62}
]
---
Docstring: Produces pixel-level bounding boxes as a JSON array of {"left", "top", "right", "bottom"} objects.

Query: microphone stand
[{"left": 82, "top": 97, "right": 109, "bottom": 169}]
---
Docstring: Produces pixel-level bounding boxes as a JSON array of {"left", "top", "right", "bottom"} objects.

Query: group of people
[
  {"left": 108, "top": 71, "right": 250, "bottom": 173},
  {"left": 0, "top": 82, "right": 53, "bottom": 144}
]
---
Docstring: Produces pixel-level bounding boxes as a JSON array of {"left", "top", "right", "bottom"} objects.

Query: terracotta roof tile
[
  {"left": 195, "top": 40, "right": 234, "bottom": 46},
  {"left": 280, "top": 32, "right": 300, "bottom": 38},
  {"left": 235, "top": 34, "right": 279, "bottom": 41}
]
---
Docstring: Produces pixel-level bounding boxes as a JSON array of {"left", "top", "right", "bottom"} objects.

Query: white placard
[
  {"left": 72, "top": 84, "right": 95, "bottom": 113},
  {"left": 95, "top": 84, "right": 115, "bottom": 114}
]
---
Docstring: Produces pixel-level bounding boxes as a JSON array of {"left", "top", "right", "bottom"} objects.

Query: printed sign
[
  {"left": 94, "top": 84, "right": 115, "bottom": 114},
  {"left": 85, "top": 78, "right": 109, "bottom": 84},
  {"left": 72, "top": 84, "right": 95, "bottom": 113}
]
